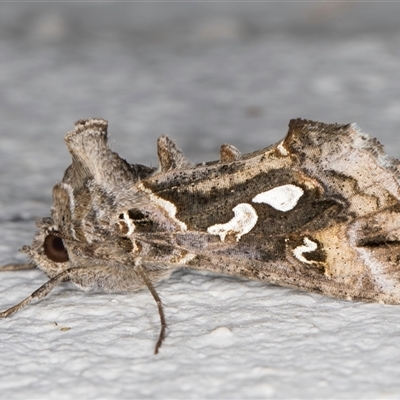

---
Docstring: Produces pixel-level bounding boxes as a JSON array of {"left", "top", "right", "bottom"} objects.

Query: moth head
[
  {"left": 21, "top": 217, "right": 71, "bottom": 277},
  {"left": 23, "top": 179, "right": 145, "bottom": 278},
  {"left": 21, "top": 119, "right": 153, "bottom": 277},
  {"left": 21, "top": 180, "right": 90, "bottom": 276}
]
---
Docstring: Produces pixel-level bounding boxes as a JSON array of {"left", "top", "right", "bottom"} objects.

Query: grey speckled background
[{"left": 1, "top": 3, "right": 400, "bottom": 399}]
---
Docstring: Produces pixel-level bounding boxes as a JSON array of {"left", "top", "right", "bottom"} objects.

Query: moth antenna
[
  {"left": 135, "top": 265, "right": 166, "bottom": 355},
  {"left": 0, "top": 269, "right": 70, "bottom": 318},
  {"left": 0, "top": 263, "right": 36, "bottom": 272},
  {"left": 157, "top": 135, "right": 192, "bottom": 172},
  {"left": 220, "top": 143, "right": 241, "bottom": 162}
]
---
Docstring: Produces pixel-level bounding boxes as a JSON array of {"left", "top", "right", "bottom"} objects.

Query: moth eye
[{"left": 44, "top": 234, "right": 69, "bottom": 263}]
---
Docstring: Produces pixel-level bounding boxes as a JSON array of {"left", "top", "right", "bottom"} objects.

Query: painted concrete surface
[{"left": 1, "top": 4, "right": 400, "bottom": 399}]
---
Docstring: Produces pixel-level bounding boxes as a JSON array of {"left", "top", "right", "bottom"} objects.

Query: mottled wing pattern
[{"left": 138, "top": 119, "right": 400, "bottom": 304}]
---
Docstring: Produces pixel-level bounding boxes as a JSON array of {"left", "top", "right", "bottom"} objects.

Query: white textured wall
[{"left": 1, "top": 4, "right": 400, "bottom": 399}]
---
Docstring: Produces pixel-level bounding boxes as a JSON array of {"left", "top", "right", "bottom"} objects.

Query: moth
[{"left": 2, "top": 118, "right": 400, "bottom": 353}]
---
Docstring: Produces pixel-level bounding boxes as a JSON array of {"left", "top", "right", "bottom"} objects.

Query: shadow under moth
[{"left": 2, "top": 118, "right": 400, "bottom": 353}]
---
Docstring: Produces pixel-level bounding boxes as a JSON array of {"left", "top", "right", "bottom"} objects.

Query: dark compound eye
[{"left": 44, "top": 234, "right": 69, "bottom": 263}]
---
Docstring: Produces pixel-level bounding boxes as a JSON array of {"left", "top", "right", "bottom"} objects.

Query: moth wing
[{"left": 138, "top": 119, "right": 400, "bottom": 304}]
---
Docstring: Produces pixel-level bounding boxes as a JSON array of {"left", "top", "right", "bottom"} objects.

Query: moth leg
[
  {"left": 0, "top": 264, "right": 167, "bottom": 354},
  {"left": 0, "top": 268, "right": 71, "bottom": 318},
  {"left": 0, "top": 262, "right": 36, "bottom": 272},
  {"left": 135, "top": 264, "right": 166, "bottom": 355}
]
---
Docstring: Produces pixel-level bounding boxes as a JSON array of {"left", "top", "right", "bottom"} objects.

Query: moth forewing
[{"left": 2, "top": 117, "right": 400, "bottom": 354}]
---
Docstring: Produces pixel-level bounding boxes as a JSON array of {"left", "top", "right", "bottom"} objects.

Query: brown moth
[{"left": 2, "top": 118, "right": 400, "bottom": 353}]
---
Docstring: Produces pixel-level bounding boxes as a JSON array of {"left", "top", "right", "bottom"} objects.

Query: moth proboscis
[{"left": 2, "top": 117, "right": 400, "bottom": 353}]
